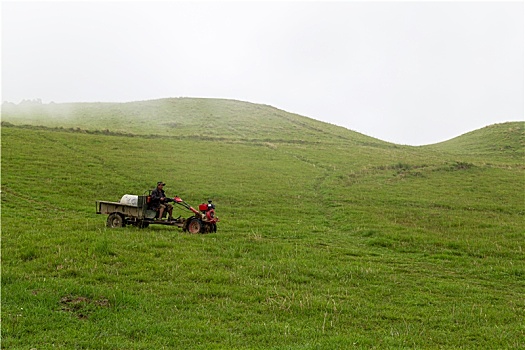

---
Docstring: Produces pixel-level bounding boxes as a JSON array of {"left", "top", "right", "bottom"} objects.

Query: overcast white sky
[{"left": 1, "top": 1, "right": 523, "bottom": 145}]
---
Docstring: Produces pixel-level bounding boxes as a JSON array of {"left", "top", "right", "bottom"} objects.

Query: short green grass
[{"left": 1, "top": 99, "right": 524, "bottom": 349}]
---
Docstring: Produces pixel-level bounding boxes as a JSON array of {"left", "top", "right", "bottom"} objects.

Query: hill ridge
[
  {"left": 425, "top": 121, "right": 524, "bottom": 160},
  {"left": 2, "top": 98, "right": 523, "bottom": 152}
]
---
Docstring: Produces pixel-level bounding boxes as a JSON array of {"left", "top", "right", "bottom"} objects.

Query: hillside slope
[
  {"left": 424, "top": 121, "right": 524, "bottom": 162},
  {"left": 1, "top": 98, "right": 524, "bottom": 349},
  {"left": 1, "top": 98, "right": 390, "bottom": 147}
]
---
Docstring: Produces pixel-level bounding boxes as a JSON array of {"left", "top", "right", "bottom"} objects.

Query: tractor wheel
[
  {"left": 187, "top": 218, "right": 202, "bottom": 234},
  {"left": 107, "top": 213, "right": 125, "bottom": 228}
]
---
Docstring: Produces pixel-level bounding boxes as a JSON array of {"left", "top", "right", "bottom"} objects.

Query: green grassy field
[{"left": 1, "top": 98, "right": 524, "bottom": 349}]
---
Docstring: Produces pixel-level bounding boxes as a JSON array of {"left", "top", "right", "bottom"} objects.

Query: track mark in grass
[{"left": 1, "top": 186, "right": 65, "bottom": 211}]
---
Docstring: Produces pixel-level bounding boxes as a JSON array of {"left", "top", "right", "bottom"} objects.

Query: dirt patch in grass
[{"left": 60, "top": 295, "right": 110, "bottom": 319}]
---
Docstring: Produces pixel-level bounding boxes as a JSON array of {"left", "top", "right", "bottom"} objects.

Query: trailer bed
[{"left": 96, "top": 200, "right": 145, "bottom": 219}]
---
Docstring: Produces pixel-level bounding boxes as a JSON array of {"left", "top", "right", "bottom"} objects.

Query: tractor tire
[
  {"left": 187, "top": 218, "right": 202, "bottom": 234},
  {"left": 107, "top": 213, "right": 125, "bottom": 228}
]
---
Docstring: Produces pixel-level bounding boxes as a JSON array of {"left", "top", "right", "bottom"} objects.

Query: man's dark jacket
[{"left": 150, "top": 188, "right": 167, "bottom": 209}]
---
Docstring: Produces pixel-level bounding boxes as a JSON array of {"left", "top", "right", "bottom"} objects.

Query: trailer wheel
[
  {"left": 187, "top": 218, "right": 202, "bottom": 234},
  {"left": 107, "top": 213, "right": 125, "bottom": 228}
]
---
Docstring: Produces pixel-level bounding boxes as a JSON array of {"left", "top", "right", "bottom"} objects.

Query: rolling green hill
[
  {"left": 1, "top": 98, "right": 388, "bottom": 146},
  {"left": 428, "top": 121, "right": 524, "bottom": 161},
  {"left": 2, "top": 98, "right": 524, "bottom": 349}
]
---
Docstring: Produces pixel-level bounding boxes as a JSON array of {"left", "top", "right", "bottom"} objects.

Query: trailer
[{"left": 96, "top": 194, "right": 218, "bottom": 233}]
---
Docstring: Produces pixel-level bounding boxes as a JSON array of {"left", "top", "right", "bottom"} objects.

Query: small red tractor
[{"left": 96, "top": 193, "right": 219, "bottom": 234}]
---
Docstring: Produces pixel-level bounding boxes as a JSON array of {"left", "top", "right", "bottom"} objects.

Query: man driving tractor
[{"left": 150, "top": 181, "right": 174, "bottom": 221}]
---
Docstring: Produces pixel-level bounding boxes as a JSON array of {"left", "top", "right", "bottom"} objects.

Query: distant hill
[
  {"left": 424, "top": 122, "right": 524, "bottom": 161},
  {"left": 1, "top": 98, "right": 391, "bottom": 147},
  {"left": 3, "top": 98, "right": 523, "bottom": 154}
]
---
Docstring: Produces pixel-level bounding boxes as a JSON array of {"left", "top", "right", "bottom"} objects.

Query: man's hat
[{"left": 157, "top": 181, "right": 165, "bottom": 186}]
